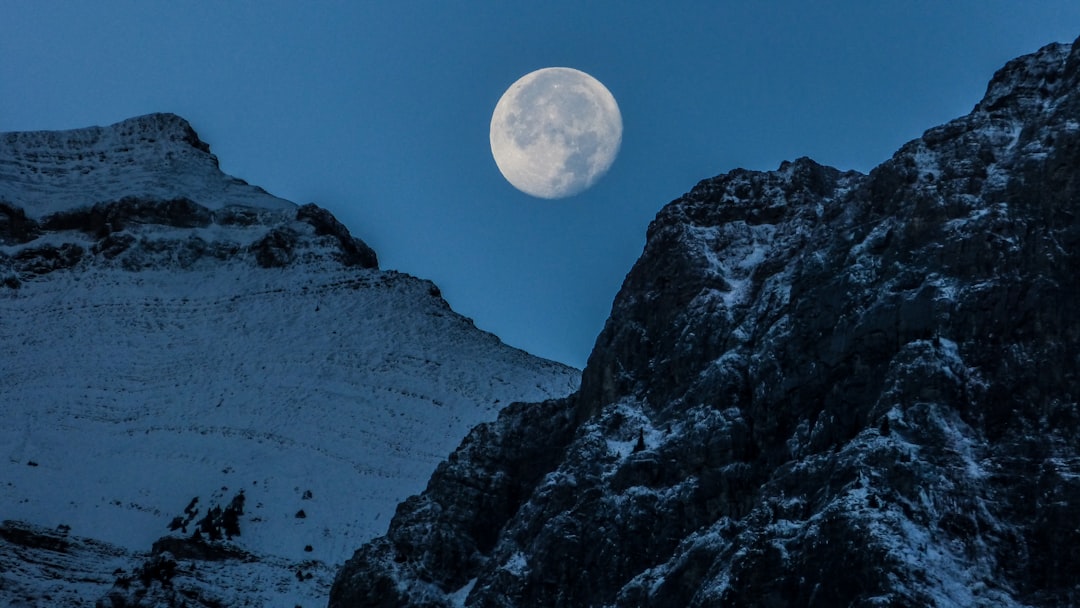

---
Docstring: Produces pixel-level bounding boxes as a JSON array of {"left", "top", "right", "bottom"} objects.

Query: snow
[
  {"left": 683, "top": 221, "right": 776, "bottom": 309},
  {"left": 448, "top": 578, "right": 477, "bottom": 607},
  {"left": 0, "top": 260, "right": 578, "bottom": 605},
  {"left": 911, "top": 143, "right": 942, "bottom": 181},
  {"left": 0, "top": 115, "right": 580, "bottom": 606},
  {"left": 0, "top": 113, "right": 296, "bottom": 218},
  {"left": 601, "top": 399, "right": 670, "bottom": 459},
  {"left": 501, "top": 551, "right": 529, "bottom": 577},
  {"left": 327, "top": 40, "right": 1078, "bottom": 607},
  {"left": 0, "top": 259, "right": 578, "bottom": 605}
]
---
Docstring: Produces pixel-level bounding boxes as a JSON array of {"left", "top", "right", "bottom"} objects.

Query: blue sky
[{"left": 3, "top": 2, "right": 1080, "bottom": 368}]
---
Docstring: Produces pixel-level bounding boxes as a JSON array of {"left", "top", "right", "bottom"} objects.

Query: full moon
[{"left": 490, "top": 67, "right": 622, "bottom": 199}]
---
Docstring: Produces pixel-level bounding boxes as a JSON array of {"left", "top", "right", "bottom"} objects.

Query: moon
[{"left": 490, "top": 67, "right": 622, "bottom": 199}]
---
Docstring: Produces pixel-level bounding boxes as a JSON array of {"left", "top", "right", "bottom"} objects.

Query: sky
[{"left": 3, "top": 2, "right": 1080, "bottom": 369}]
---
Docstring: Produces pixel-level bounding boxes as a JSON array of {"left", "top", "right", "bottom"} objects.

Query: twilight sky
[{"left": 3, "top": 2, "right": 1080, "bottom": 368}]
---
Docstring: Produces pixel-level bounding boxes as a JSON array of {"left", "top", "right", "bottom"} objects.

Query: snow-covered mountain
[
  {"left": 0, "top": 113, "right": 580, "bottom": 607},
  {"left": 331, "top": 37, "right": 1080, "bottom": 607},
  {"left": 0, "top": 112, "right": 296, "bottom": 218}
]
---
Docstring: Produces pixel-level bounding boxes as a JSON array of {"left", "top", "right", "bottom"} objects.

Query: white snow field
[{"left": 0, "top": 114, "right": 579, "bottom": 606}]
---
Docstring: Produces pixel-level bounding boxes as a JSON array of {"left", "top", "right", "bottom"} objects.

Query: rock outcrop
[
  {"left": 1, "top": 113, "right": 379, "bottom": 279},
  {"left": 1, "top": 195, "right": 378, "bottom": 281},
  {"left": 331, "top": 38, "right": 1080, "bottom": 607}
]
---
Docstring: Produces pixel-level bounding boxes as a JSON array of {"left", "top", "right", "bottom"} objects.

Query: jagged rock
[
  {"left": 0, "top": 195, "right": 380, "bottom": 280},
  {"left": 0, "top": 520, "right": 71, "bottom": 554},
  {"left": 297, "top": 202, "right": 379, "bottom": 269},
  {"left": 11, "top": 242, "right": 85, "bottom": 276},
  {"left": 41, "top": 196, "right": 214, "bottom": 235},
  {"left": 330, "top": 397, "right": 580, "bottom": 607},
  {"left": 0, "top": 112, "right": 381, "bottom": 281},
  {"left": 251, "top": 226, "right": 298, "bottom": 268},
  {"left": 0, "top": 202, "right": 40, "bottom": 244},
  {"left": 331, "top": 37, "right": 1080, "bottom": 607}
]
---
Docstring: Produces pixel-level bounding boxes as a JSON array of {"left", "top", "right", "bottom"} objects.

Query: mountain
[
  {"left": 0, "top": 113, "right": 580, "bottom": 607},
  {"left": 330, "top": 37, "right": 1080, "bottom": 607}
]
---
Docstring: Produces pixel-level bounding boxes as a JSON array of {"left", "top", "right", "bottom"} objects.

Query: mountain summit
[
  {"left": 0, "top": 114, "right": 579, "bottom": 607},
  {"left": 0, "top": 112, "right": 295, "bottom": 218},
  {"left": 331, "top": 37, "right": 1080, "bottom": 607}
]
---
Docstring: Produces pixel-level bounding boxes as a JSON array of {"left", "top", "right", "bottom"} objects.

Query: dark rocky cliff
[
  {"left": 331, "top": 37, "right": 1080, "bottom": 607},
  {"left": 1, "top": 197, "right": 378, "bottom": 283}
]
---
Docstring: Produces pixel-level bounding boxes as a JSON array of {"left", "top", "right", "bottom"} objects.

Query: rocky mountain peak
[
  {"left": 0, "top": 113, "right": 295, "bottom": 218},
  {"left": 577, "top": 156, "right": 858, "bottom": 418},
  {"left": 1, "top": 113, "right": 579, "bottom": 606},
  {"left": 331, "top": 35, "right": 1080, "bottom": 608},
  {"left": 975, "top": 41, "right": 1074, "bottom": 116},
  {"left": 1, "top": 115, "right": 379, "bottom": 283},
  {"left": 2, "top": 112, "right": 211, "bottom": 156},
  {"left": 125, "top": 112, "right": 212, "bottom": 152}
]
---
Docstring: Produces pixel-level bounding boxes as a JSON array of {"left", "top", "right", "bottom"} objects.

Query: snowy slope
[
  {"left": 0, "top": 113, "right": 295, "bottom": 218},
  {"left": 0, "top": 114, "right": 579, "bottom": 607}
]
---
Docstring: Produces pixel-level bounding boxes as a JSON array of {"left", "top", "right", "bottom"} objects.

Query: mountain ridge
[
  {"left": 0, "top": 113, "right": 295, "bottom": 219},
  {"left": 330, "top": 37, "right": 1080, "bottom": 607},
  {"left": 0, "top": 113, "right": 579, "bottom": 607}
]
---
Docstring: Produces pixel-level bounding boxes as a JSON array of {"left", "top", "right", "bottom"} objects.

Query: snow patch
[{"left": 448, "top": 577, "right": 477, "bottom": 607}]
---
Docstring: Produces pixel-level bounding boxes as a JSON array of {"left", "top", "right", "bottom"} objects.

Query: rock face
[
  {"left": 0, "top": 114, "right": 580, "bottom": 607},
  {"left": 1, "top": 114, "right": 379, "bottom": 281},
  {"left": 331, "top": 38, "right": 1080, "bottom": 607},
  {"left": 2, "top": 195, "right": 379, "bottom": 278}
]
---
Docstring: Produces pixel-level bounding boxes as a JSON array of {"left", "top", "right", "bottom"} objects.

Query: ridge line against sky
[{"left": 3, "top": 2, "right": 1080, "bottom": 368}]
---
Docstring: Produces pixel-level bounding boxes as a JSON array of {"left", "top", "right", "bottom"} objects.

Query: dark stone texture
[
  {"left": 0, "top": 520, "right": 70, "bottom": 554},
  {"left": 330, "top": 398, "right": 579, "bottom": 607},
  {"left": 1, "top": 197, "right": 380, "bottom": 284},
  {"left": 332, "top": 37, "right": 1080, "bottom": 607},
  {"left": 11, "top": 242, "right": 85, "bottom": 276},
  {"left": 297, "top": 203, "right": 379, "bottom": 269},
  {"left": 41, "top": 196, "right": 213, "bottom": 236},
  {"left": 0, "top": 201, "right": 40, "bottom": 245},
  {"left": 251, "top": 227, "right": 298, "bottom": 268},
  {"left": 118, "top": 111, "right": 212, "bottom": 155}
]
